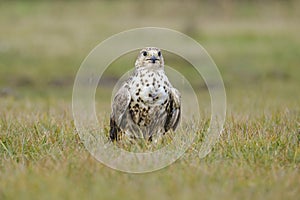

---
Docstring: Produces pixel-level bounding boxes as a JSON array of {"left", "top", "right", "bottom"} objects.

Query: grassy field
[{"left": 0, "top": 1, "right": 299, "bottom": 199}]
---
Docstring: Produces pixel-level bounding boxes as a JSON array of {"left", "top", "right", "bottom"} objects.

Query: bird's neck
[{"left": 135, "top": 66, "right": 164, "bottom": 73}]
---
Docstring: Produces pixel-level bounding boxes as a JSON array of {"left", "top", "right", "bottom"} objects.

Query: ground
[{"left": 0, "top": 1, "right": 299, "bottom": 200}]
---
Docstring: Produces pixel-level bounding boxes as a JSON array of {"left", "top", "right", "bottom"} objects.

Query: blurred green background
[{"left": 0, "top": 0, "right": 299, "bottom": 111}]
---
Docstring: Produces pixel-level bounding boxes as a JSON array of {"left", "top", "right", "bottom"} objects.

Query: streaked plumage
[{"left": 109, "top": 47, "right": 181, "bottom": 142}]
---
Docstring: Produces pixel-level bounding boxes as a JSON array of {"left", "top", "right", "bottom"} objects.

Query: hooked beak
[{"left": 148, "top": 55, "right": 158, "bottom": 63}]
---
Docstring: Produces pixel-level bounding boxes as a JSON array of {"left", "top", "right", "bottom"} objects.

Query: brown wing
[
  {"left": 164, "top": 88, "right": 181, "bottom": 132},
  {"left": 109, "top": 84, "right": 131, "bottom": 141}
]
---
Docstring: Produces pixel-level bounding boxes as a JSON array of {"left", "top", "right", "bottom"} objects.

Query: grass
[
  {"left": 0, "top": 1, "right": 300, "bottom": 200},
  {"left": 0, "top": 98, "right": 299, "bottom": 200}
]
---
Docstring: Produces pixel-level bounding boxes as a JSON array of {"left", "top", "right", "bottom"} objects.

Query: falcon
[{"left": 109, "top": 47, "right": 181, "bottom": 142}]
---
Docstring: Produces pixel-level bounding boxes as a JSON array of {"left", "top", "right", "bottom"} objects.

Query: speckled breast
[{"left": 128, "top": 69, "right": 170, "bottom": 126}]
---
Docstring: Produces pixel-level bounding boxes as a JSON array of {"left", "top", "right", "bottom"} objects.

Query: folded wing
[
  {"left": 164, "top": 88, "right": 181, "bottom": 132},
  {"left": 109, "top": 84, "right": 131, "bottom": 141}
]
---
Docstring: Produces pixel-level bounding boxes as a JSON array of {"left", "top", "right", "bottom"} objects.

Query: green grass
[
  {"left": 0, "top": 1, "right": 300, "bottom": 200},
  {"left": 0, "top": 98, "right": 299, "bottom": 200}
]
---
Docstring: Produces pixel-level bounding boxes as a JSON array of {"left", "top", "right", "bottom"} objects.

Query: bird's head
[{"left": 135, "top": 47, "right": 164, "bottom": 69}]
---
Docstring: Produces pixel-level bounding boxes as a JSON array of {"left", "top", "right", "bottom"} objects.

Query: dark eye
[
  {"left": 142, "top": 51, "right": 147, "bottom": 56},
  {"left": 158, "top": 51, "right": 161, "bottom": 57}
]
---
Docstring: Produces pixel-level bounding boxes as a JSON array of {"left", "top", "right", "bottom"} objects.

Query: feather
[{"left": 109, "top": 84, "right": 131, "bottom": 141}]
